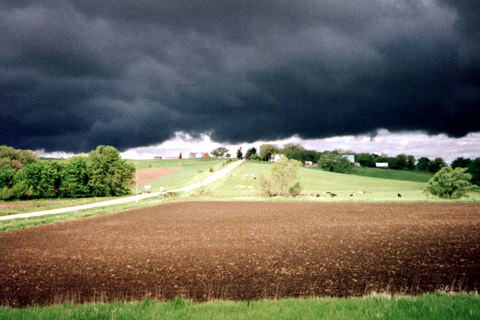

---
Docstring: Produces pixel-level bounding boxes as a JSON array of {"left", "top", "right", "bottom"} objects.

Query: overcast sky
[{"left": 1, "top": 0, "right": 479, "bottom": 158}]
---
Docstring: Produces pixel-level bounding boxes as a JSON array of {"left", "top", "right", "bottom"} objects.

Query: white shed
[{"left": 375, "top": 162, "right": 389, "bottom": 168}]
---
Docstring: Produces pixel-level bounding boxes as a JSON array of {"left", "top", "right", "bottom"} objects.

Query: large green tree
[
  {"left": 317, "top": 151, "right": 352, "bottom": 173},
  {"left": 259, "top": 144, "right": 279, "bottom": 161},
  {"left": 244, "top": 147, "right": 257, "bottom": 160},
  {"left": 428, "top": 157, "right": 446, "bottom": 173},
  {"left": 15, "top": 161, "right": 61, "bottom": 198},
  {"left": 467, "top": 158, "right": 480, "bottom": 186},
  {"left": 416, "top": 157, "right": 430, "bottom": 171},
  {"left": 452, "top": 157, "right": 472, "bottom": 169},
  {"left": 59, "top": 156, "right": 90, "bottom": 198},
  {"left": 87, "top": 145, "right": 135, "bottom": 197},
  {"left": 210, "top": 147, "right": 229, "bottom": 158}
]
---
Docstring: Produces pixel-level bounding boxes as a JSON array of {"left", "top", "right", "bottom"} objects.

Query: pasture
[{"left": 206, "top": 161, "right": 480, "bottom": 201}]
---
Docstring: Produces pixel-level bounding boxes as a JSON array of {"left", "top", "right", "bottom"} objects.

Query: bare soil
[
  {"left": 135, "top": 168, "right": 179, "bottom": 186},
  {"left": 0, "top": 202, "right": 479, "bottom": 306}
]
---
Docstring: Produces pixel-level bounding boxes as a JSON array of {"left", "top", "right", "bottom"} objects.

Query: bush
[
  {"left": 260, "top": 157, "right": 301, "bottom": 197},
  {"left": 425, "top": 166, "right": 473, "bottom": 199},
  {"left": 289, "top": 182, "right": 303, "bottom": 197},
  {"left": 250, "top": 154, "right": 261, "bottom": 161},
  {"left": 259, "top": 175, "right": 277, "bottom": 197}
]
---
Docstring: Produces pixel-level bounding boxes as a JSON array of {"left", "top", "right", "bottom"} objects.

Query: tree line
[{"left": 0, "top": 145, "right": 135, "bottom": 200}]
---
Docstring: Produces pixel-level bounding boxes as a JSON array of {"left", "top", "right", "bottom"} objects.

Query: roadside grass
[
  {"left": 205, "top": 161, "right": 480, "bottom": 202},
  {"left": 350, "top": 167, "right": 432, "bottom": 183},
  {"left": 0, "top": 197, "right": 115, "bottom": 217},
  {"left": 0, "top": 293, "right": 478, "bottom": 320},
  {"left": 132, "top": 158, "right": 225, "bottom": 191},
  {"left": 0, "top": 196, "right": 173, "bottom": 232}
]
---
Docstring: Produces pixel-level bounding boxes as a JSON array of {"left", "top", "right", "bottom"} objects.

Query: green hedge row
[{"left": 0, "top": 145, "right": 135, "bottom": 200}]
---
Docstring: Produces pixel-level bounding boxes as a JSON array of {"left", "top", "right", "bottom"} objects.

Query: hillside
[
  {"left": 350, "top": 167, "right": 432, "bottom": 183},
  {"left": 206, "top": 161, "right": 480, "bottom": 201},
  {"left": 131, "top": 158, "right": 226, "bottom": 191}
]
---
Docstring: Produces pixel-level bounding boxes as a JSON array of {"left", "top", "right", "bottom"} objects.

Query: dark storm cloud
[{"left": 0, "top": 0, "right": 479, "bottom": 152}]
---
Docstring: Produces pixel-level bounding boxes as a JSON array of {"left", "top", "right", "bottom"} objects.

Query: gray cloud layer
[{"left": 1, "top": 0, "right": 479, "bottom": 152}]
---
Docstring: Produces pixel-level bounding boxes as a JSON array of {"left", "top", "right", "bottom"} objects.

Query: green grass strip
[{"left": 0, "top": 293, "right": 478, "bottom": 320}]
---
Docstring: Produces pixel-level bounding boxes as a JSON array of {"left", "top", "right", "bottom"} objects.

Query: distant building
[
  {"left": 343, "top": 155, "right": 355, "bottom": 163},
  {"left": 202, "top": 153, "right": 210, "bottom": 158},
  {"left": 304, "top": 161, "right": 313, "bottom": 167},
  {"left": 269, "top": 154, "right": 284, "bottom": 162},
  {"left": 188, "top": 152, "right": 202, "bottom": 159},
  {"left": 375, "top": 162, "right": 389, "bottom": 168}
]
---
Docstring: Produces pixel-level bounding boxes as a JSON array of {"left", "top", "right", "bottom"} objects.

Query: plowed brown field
[
  {"left": 1, "top": 202, "right": 479, "bottom": 306},
  {"left": 135, "top": 168, "right": 179, "bottom": 186}
]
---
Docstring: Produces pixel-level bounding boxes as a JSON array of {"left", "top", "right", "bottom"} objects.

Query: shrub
[
  {"left": 289, "top": 182, "right": 303, "bottom": 197},
  {"left": 250, "top": 154, "right": 261, "bottom": 161},
  {"left": 425, "top": 166, "right": 473, "bottom": 199},
  {"left": 209, "top": 167, "right": 214, "bottom": 172},
  {"left": 260, "top": 158, "right": 302, "bottom": 197},
  {"left": 259, "top": 175, "right": 277, "bottom": 197},
  {"left": 192, "top": 186, "right": 210, "bottom": 197}
]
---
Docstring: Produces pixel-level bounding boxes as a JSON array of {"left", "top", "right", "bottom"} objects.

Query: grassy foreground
[{"left": 0, "top": 294, "right": 478, "bottom": 320}]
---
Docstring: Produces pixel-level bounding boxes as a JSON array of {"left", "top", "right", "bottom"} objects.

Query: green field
[
  {"left": 351, "top": 167, "right": 432, "bottom": 183},
  {"left": 132, "top": 158, "right": 226, "bottom": 191},
  {"left": 204, "top": 161, "right": 480, "bottom": 202},
  {"left": 1, "top": 294, "right": 478, "bottom": 320}
]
